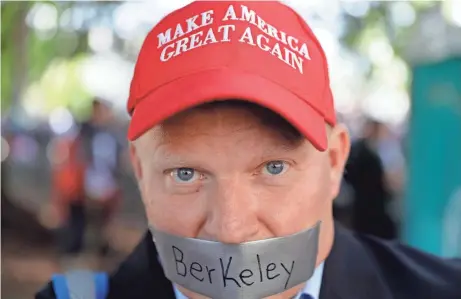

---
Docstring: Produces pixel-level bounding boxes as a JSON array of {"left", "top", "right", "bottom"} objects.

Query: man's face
[{"left": 131, "top": 105, "right": 349, "bottom": 298}]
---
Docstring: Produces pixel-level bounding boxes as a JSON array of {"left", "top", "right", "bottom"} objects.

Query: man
[{"left": 36, "top": 1, "right": 461, "bottom": 299}]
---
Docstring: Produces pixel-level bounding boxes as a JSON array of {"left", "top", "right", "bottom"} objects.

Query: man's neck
[{"left": 316, "top": 216, "right": 335, "bottom": 267}]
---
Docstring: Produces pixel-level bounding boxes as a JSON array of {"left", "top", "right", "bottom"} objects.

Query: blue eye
[
  {"left": 263, "top": 161, "right": 287, "bottom": 176},
  {"left": 171, "top": 168, "right": 199, "bottom": 183}
]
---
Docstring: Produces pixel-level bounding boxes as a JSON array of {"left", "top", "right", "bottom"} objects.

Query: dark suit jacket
[{"left": 36, "top": 225, "right": 461, "bottom": 299}]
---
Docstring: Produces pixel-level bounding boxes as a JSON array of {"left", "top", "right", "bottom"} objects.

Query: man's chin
[{"left": 176, "top": 282, "right": 305, "bottom": 299}]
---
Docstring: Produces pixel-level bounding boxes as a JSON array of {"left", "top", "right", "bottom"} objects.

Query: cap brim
[{"left": 128, "top": 69, "right": 328, "bottom": 151}]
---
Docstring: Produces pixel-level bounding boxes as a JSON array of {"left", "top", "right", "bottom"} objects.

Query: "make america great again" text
[{"left": 157, "top": 4, "right": 312, "bottom": 74}]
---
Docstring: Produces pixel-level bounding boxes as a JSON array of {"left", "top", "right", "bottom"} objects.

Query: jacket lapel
[{"left": 319, "top": 224, "right": 392, "bottom": 299}]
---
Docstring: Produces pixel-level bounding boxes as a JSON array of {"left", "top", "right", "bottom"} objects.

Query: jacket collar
[{"left": 319, "top": 224, "right": 392, "bottom": 299}]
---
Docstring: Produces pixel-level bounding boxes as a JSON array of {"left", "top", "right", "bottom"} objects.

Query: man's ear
[
  {"left": 327, "top": 124, "right": 351, "bottom": 199},
  {"left": 130, "top": 143, "right": 143, "bottom": 182}
]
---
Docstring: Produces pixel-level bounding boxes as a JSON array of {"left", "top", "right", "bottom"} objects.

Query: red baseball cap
[{"left": 127, "top": 1, "right": 336, "bottom": 151}]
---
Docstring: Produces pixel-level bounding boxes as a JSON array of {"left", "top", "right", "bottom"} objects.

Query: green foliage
[
  {"left": 339, "top": 1, "right": 441, "bottom": 83},
  {"left": 1, "top": 1, "right": 88, "bottom": 114},
  {"left": 341, "top": 1, "right": 439, "bottom": 57},
  {"left": 1, "top": 2, "right": 31, "bottom": 112}
]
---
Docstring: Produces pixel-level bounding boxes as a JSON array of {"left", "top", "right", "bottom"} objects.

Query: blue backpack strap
[
  {"left": 51, "top": 274, "right": 70, "bottom": 299},
  {"left": 51, "top": 270, "right": 109, "bottom": 299},
  {"left": 94, "top": 272, "right": 109, "bottom": 299}
]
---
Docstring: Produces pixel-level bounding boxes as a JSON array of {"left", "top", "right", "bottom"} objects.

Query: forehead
[
  {"left": 136, "top": 104, "right": 308, "bottom": 158},
  {"left": 164, "top": 105, "right": 259, "bottom": 136}
]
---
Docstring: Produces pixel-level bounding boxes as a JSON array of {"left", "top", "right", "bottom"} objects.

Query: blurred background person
[
  {"left": 344, "top": 119, "right": 398, "bottom": 240},
  {"left": 49, "top": 127, "right": 86, "bottom": 256},
  {"left": 79, "top": 98, "right": 125, "bottom": 256},
  {"left": 49, "top": 98, "right": 124, "bottom": 263}
]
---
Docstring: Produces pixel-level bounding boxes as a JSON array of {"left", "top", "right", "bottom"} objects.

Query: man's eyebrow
[
  {"left": 152, "top": 147, "right": 208, "bottom": 167},
  {"left": 153, "top": 148, "right": 184, "bottom": 164},
  {"left": 259, "top": 141, "right": 305, "bottom": 157}
]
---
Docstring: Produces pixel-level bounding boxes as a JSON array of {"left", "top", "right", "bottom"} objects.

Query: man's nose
[{"left": 203, "top": 176, "right": 259, "bottom": 244}]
